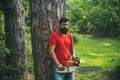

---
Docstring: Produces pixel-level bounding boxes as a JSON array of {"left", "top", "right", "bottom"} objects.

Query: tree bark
[
  {"left": 1, "top": 0, "right": 28, "bottom": 80},
  {"left": 29, "top": 0, "right": 66, "bottom": 80}
]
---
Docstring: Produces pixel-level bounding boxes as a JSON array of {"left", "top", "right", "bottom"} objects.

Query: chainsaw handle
[{"left": 73, "top": 57, "right": 80, "bottom": 67}]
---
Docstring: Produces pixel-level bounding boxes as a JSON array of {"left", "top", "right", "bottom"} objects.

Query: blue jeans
[{"left": 53, "top": 64, "right": 74, "bottom": 80}]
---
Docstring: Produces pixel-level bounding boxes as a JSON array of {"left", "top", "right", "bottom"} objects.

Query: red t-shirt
[{"left": 49, "top": 30, "right": 74, "bottom": 64}]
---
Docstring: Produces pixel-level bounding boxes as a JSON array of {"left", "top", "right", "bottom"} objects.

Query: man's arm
[
  {"left": 49, "top": 46, "right": 63, "bottom": 69},
  {"left": 70, "top": 48, "right": 76, "bottom": 59}
]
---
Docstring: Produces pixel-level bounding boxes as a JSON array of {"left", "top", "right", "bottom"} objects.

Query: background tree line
[
  {"left": 67, "top": 0, "right": 120, "bottom": 37},
  {"left": 0, "top": 0, "right": 120, "bottom": 80}
]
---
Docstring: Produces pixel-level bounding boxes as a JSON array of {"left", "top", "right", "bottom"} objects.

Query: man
[{"left": 49, "top": 17, "right": 76, "bottom": 80}]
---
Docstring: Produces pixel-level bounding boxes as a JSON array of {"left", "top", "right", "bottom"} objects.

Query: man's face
[{"left": 60, "top": 21, "right": 69, "bottom": 29}]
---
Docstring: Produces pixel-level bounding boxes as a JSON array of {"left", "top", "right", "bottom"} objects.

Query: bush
[
  {"left": 0, "top": 26, "right": 16, "bottom": 80},
  {"left": 72, "top": 33, "right": 80, "bottom": 44}
]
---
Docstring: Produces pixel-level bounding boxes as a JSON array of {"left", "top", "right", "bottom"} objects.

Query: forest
[{"left": 0, "top": 0, "right": 120, "bottom": 80}]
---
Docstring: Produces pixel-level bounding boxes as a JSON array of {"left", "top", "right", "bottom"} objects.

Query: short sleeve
[{"left": 49, "top": 34, "right": 56, "bottom": 46}]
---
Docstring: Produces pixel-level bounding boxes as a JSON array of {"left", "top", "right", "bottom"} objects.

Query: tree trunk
[
  {"left": 29, "top": 0, "right": 66, "bottom": 80},
  {"left": 1, "top": 0, "right": 28, "bottom": 80}
]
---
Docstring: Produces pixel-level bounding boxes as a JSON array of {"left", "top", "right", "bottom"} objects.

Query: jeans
[{"left": 53, "top": 64, "right": 74, "bottom": 80}]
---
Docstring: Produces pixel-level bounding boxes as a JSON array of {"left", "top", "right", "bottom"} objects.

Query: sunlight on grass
[
  {"left": 101, "top": 43, "right": 112, "bottom": 46},
  {"left": 72, "top": 34, "right": 120, "bottom": 80}
]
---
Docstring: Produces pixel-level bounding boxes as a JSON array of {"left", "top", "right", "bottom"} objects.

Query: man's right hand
[{"left": 56, "top": 63, "right": 64, "bottom": 70}]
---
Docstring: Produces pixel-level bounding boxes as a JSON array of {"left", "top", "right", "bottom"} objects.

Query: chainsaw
[{"left": 56, "top": 57, "right": 101, "bottom": 73}]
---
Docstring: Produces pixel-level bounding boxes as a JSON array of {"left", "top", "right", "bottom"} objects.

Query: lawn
[{"left": 73, "top": 34, "right": 120, "bottom": 80}]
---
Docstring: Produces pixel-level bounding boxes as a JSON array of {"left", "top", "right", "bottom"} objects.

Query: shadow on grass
[{"left": 102, "top": 65, "right": 120, "bottom": 80}]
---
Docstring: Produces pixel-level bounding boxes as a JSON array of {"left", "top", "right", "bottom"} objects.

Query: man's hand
[
  {"left": 56, "top": 63, "right": 64, "bottom": 70},
  {"left": 73, "top": 57, "right": 80, "bottom": 67}
]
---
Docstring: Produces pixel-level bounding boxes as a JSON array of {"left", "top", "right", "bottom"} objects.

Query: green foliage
[
  {"left": 23, "top": 0, "right": 30, "bottom": 27},
  {"left": 26, "top": 27, "right": 34, "bottom": 74},
  {"left": 72, "top": 33, "right": 80, "bottom": 44},
  {"left": 88, "top": 0, "right": 120, "bottom": 37},
  {"left": 0, "top": 21, "right": 15, "bottom": 80},
  {"left": 23, "top": 0, "right": 33, "bottom": 74},
  {"left": 0, "top": 18, "right": 17, "bottom": 80},
  {"left": 0, "top": 66, "right": 20, "bottom": 80},
  {"left": 0, "top": 11, "right": 6, "bottom": 71},
  {"left": 66, "top": 0, "right": 120, "bottom": 37}
]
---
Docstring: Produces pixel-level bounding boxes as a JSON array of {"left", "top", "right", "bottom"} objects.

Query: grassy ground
[{"left": 73, "top": 34, "right": 120, "bottom": 80}]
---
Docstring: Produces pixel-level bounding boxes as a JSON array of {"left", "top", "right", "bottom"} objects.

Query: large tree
[
  {"left": 29, "top": 0, "right": 66, "bottom": 80},
  {"left": 1, "top": 0, "right": 28, "bottom": 80}
]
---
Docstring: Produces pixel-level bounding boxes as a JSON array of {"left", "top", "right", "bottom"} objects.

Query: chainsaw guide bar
[
  {"left": 56, "top": 66, "right": 101, "bottom": 73},
  {"left": 56, "top": 66, "right": 79, "bottom": 73}
]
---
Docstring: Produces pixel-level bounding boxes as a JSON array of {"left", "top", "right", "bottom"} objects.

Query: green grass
[{"left": 73, "top": 34, "right": 120, "bottom": 80}]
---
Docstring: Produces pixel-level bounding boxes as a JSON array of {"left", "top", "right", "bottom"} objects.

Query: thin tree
[
  {"left": 1, "top": 0, "right": 28, "bottom": 80},
  {"left": 29, "top": 0, "right": 66, "bottom": 80}
]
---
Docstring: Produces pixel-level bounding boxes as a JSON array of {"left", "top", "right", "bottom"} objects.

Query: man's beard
[{"left": 60, "top": 27, "right": 68, "bottom": 34}]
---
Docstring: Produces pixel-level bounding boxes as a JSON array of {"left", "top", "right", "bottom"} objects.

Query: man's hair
[{"left": 59, "top": 17, "right": 70, "bottom": 24}]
